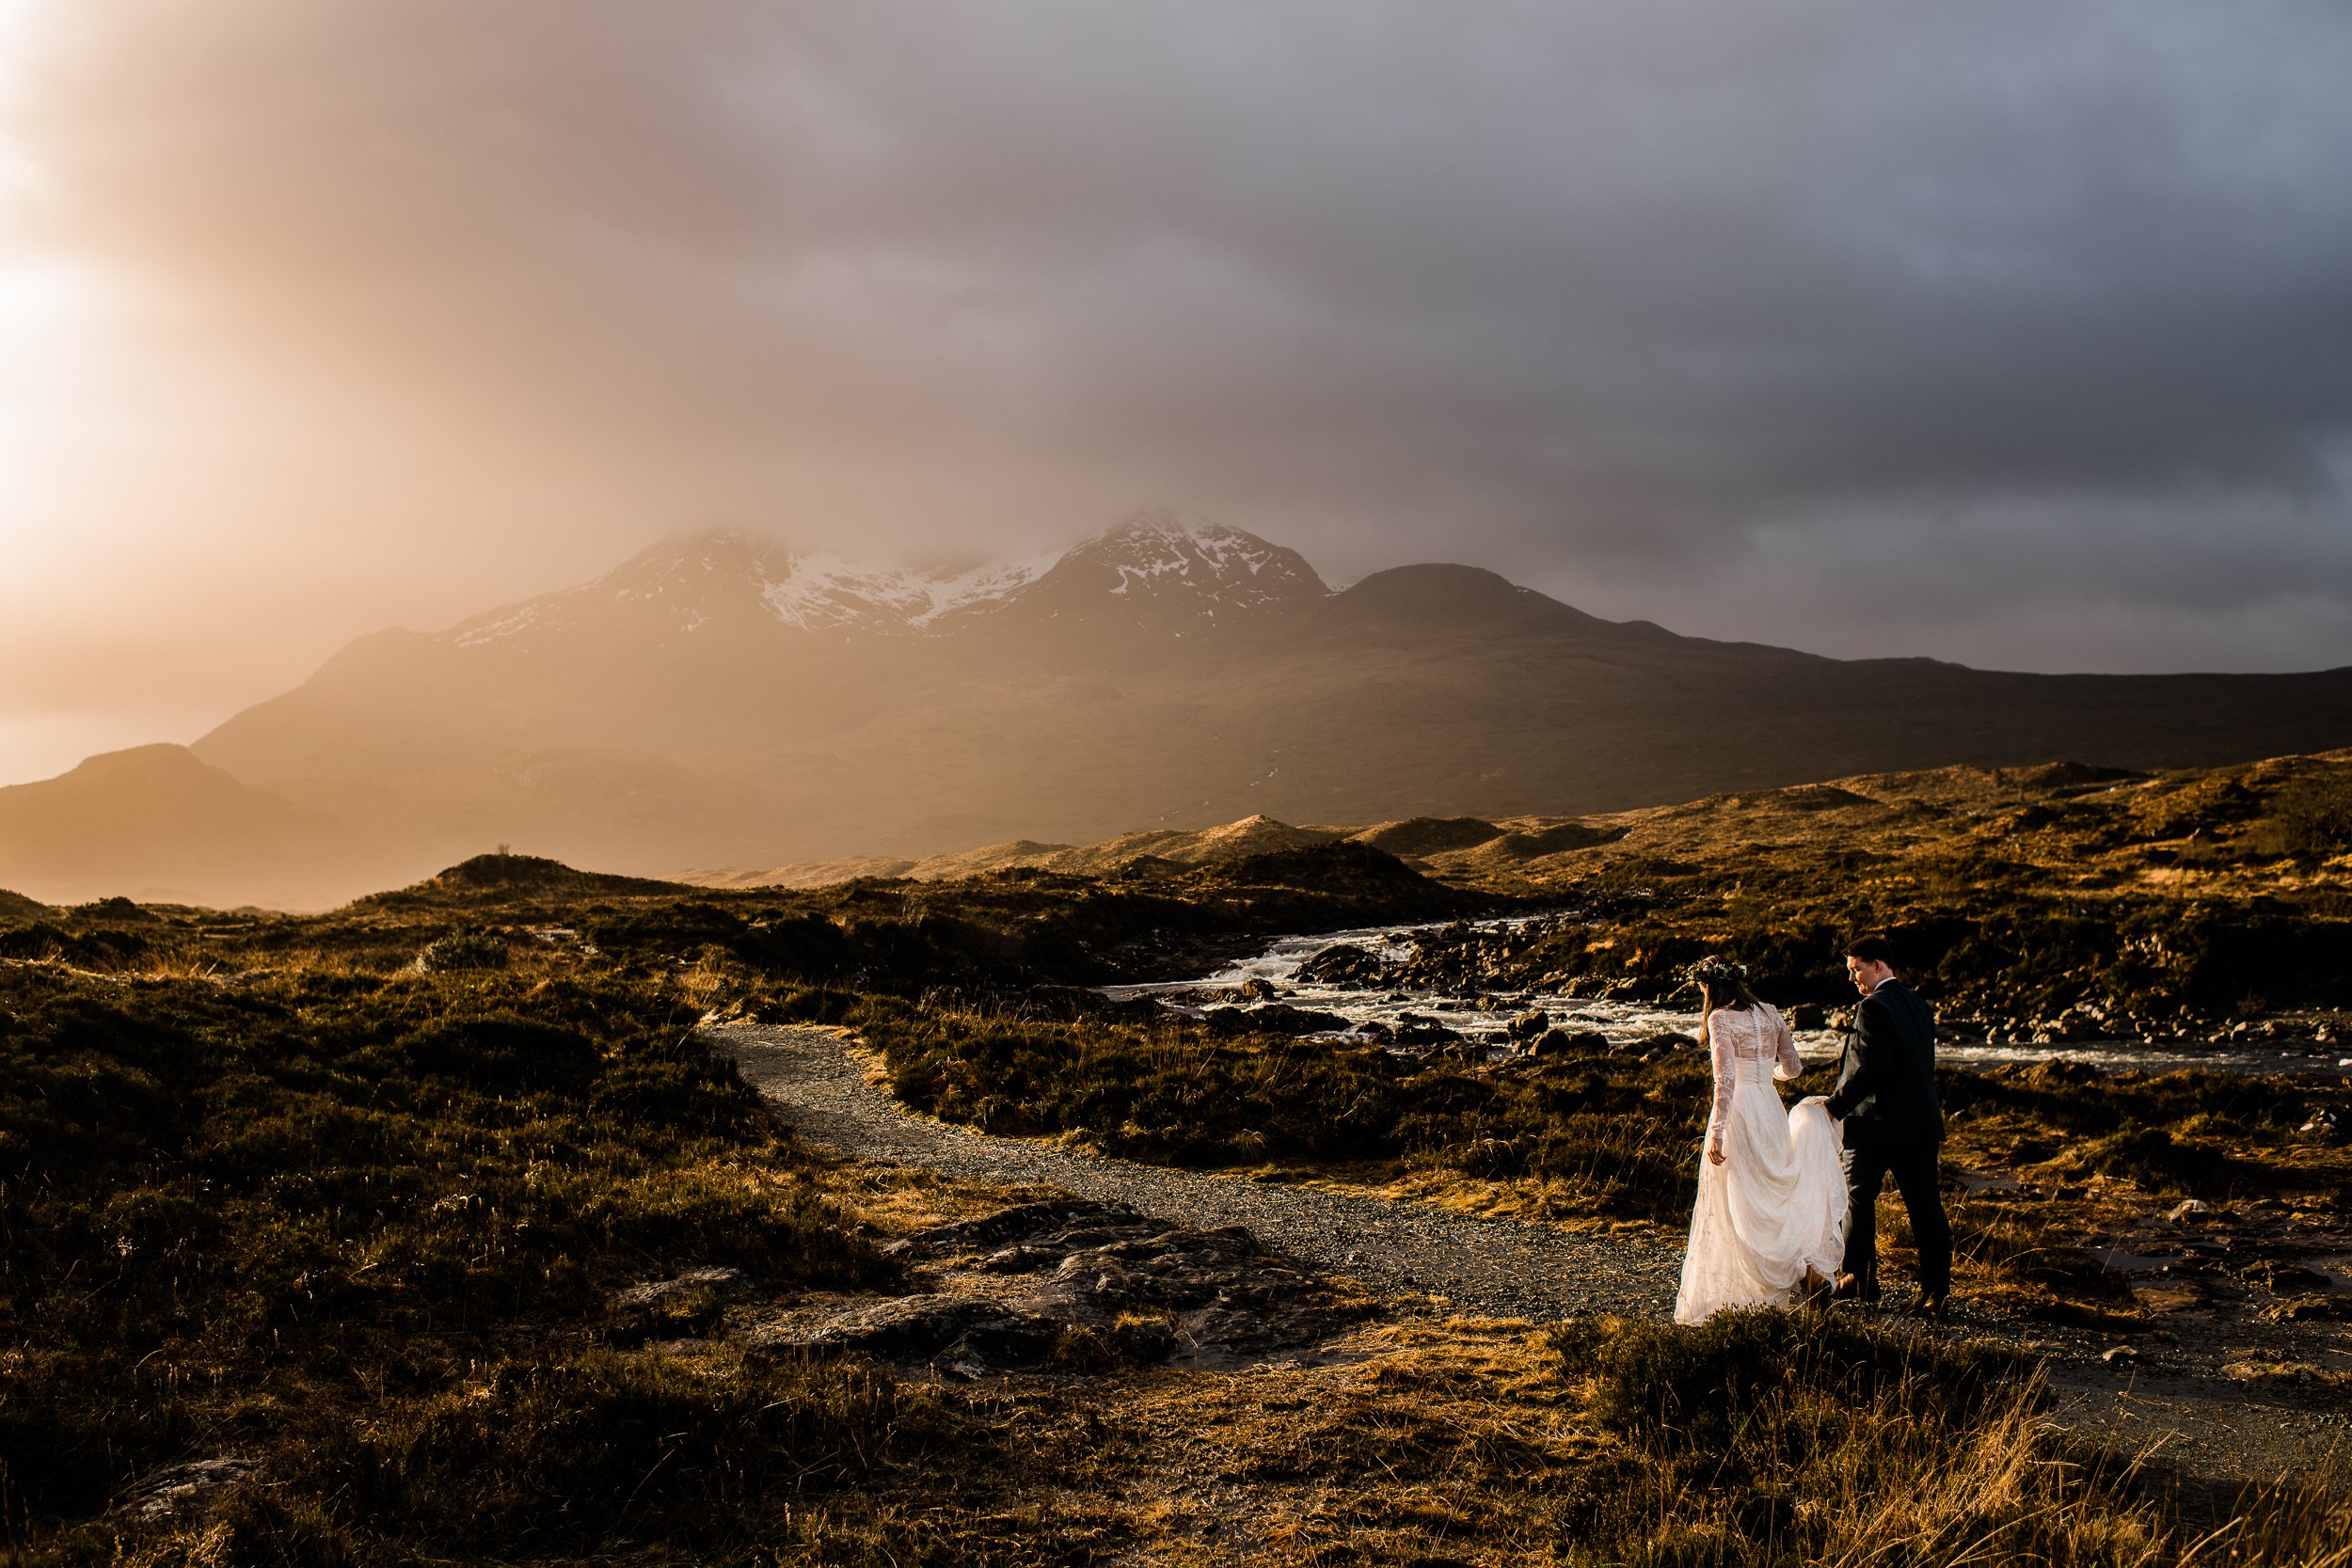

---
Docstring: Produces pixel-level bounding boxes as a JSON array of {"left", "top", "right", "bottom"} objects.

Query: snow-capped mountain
[
  {"left": 439, "top": 511, "right": 1318, "bottom": 655},
  {"left": 68, "top": 505, "right": 2341, "bottom": 909},
  {"left": 444, "top": 531, "right": 1056, "bottom": 650},
  {"left": 993, "top": 510, "right": 1327, "bottom": 635}
]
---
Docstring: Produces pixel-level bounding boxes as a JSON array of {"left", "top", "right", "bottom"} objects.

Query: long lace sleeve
[
  {"left": 1708, "top": 1013, "right": 1733, "bottom": 1141},
  {"left": 1771, "top": 1005, "right": 1804, "bottom": 1080}
]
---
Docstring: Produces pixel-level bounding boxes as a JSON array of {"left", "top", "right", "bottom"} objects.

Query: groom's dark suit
[{"left": 1825, "top": 977, "right": 1951, "bottom": 1298}]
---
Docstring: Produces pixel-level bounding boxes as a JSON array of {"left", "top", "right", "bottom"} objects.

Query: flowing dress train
[{"left": 1674, "top": 1002, "right": 1850, "bottom": 1324}]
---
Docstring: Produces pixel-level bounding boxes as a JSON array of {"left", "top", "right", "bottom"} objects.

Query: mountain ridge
[{"left": 10, "top": 512, "right": 2352, "bottom": 907}]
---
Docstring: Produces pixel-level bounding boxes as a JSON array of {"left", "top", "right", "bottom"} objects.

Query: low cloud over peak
[{"left": 4, "top": 1, "right": 2351, "bottom": 782}]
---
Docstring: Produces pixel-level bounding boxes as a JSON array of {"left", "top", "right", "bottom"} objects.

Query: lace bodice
[{"left": 1706, "top": 1003, "right": 1804, "bottom": 1131}]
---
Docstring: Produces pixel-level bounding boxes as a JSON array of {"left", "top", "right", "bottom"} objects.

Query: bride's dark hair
[{"left": 1685, "top": 955, "right": 1758, "bottom": 1015}]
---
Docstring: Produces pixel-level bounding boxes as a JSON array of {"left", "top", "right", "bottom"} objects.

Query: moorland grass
[
  {"left": 1545, "top": 1311, "right": 2352, "bottom": 1566},
  {"left": 0, "top": 956, "right": 1016, "bottom": 1564},
  {"left": 4, "top": 836, "right": 2348, "bottom": 1563},
  {"left": 861, "top": 1000, "right": 1707, "bottom": 1216}
]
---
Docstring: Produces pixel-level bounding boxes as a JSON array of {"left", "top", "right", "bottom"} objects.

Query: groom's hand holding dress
[{"left": 1823, "top": 966, "right": 1952, "bottom": 1313}]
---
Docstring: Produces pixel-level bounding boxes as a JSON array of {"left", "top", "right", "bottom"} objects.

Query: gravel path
[
  {"left": 716, "top": 1023, "right": 1681, "bottom": 1321},
  {"left": 716, "top": 1022, "right": 2352, "bottom": 1483}
]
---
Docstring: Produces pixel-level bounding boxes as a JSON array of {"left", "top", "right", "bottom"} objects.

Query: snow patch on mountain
[
  {"left": 757, "top": 550, "right": 1054, "bottom": 632},
  {"left": 1063, "top": 511, "right": 1327, "bottom": 618},
  {"left": 443, "top": 515, "right": 1316, "bottom": 649}
]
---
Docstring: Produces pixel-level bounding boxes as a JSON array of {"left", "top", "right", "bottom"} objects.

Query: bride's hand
[{"left": 1708, "top": 1142, "right": 1726, "bottom": 1166}]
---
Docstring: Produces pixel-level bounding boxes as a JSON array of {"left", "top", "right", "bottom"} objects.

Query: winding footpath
[
  {"left": 715, "top": 1023, "right": 2351, "bottom": 1481},
  {"left": 717, "top": 1023, "right": 1679, "bottom": 1321}
]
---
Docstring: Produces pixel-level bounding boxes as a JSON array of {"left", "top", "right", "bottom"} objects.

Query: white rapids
[{"left": 1101, "top": 914, "right": 2350, "bottom": 1077}]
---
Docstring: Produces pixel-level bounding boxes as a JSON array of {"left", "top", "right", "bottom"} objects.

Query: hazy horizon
[{"left": 7, "top": 2, "right": 2352, "bottom": 787}]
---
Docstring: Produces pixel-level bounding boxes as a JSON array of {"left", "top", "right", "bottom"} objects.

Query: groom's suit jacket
[{"left": 1825, "top": 978, "right": 1944, "bottom": 1150}]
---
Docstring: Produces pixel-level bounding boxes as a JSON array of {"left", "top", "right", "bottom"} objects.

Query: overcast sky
[{"left": 4, "top": 1, "right": 2350, "bottom": 784}]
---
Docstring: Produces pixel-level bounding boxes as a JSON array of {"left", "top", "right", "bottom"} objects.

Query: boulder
[
  {"left": 1530, "top": 1027, "right": 1609, "bottom": 1057},
  {"left": 1296, "top": 943, "right": 1388, "bottom": 987},
  {"left": 1034, "top": 1226, "right": 1277, "bottom": 1313},
  {"left": 1244, "top": 1004, "right": 1354, "bottom": 1035},
  {"left": 788, "top": 1199, "right": 1358, "bottom": 1374},
  {"left": 1504, "top": 1009, "right": 1551, "bottom": 1041}
]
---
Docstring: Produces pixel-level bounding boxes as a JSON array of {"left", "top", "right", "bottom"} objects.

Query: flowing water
[{"left": 1102, "top": 913, "right": 2352, "bottom": 1077}]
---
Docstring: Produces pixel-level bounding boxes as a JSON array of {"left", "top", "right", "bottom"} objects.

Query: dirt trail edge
[
  {"left": 717, "top": 1023, "right": 1677, "bottom": 1321},
  {"left": 715, "top": 1023, "right": 2350, "bottom": 1481}
]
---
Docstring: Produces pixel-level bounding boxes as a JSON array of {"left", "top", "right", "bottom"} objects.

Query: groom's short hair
[{"left": 1843, "top": 933, "right": 1896, "bottom": 965}]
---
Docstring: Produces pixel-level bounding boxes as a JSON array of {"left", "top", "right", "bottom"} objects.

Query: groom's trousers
[{"left": 1840, "top": 1142, "right": 1952, "bottom": 1298}]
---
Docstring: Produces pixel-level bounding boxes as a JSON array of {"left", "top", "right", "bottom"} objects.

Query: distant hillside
[
  {"left": 9, "top": 510, "right": 2352, "bottom": 907},
  {"left": 690, "top": 748, "right": 2352, "bottom": 909},
  {"left": 694, "top": 813, "right": 1354, "bottom": 888},
  {"left": 0, "top": 745, "right": 400, "bottom": 908}
]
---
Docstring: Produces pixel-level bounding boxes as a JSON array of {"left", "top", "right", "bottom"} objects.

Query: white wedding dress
[{"left": 1674, "top": 1002, "right": 1851, "bottom": 1324}]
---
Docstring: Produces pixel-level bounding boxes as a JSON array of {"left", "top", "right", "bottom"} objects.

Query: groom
[{"left": 1824, "top": 933, "right": 1953, "bottom": 1317}]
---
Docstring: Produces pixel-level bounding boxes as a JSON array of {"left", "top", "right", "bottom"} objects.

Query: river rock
[
  {"left": 1297, "top": 943, "right": 1388, "bottom": 986},
  {"left": 1530, "top": 1027, "right": 1608, "bottom": 1058},
  {"left": 1391, "top": 1013, "right": 1463, "bottom": 1047},
  {"left": 1249, "top": 1004, "right": 1355, "bottom": 1034}
]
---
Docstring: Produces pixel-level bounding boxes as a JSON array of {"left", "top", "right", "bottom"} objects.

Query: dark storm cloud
[{"left": 9, "top": 0, "right": 2352, "bottom": 719}]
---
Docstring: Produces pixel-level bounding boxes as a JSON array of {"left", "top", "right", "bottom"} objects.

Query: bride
[{"left": 1674, "top": 956, "right": 1850, "bottom": 1324}]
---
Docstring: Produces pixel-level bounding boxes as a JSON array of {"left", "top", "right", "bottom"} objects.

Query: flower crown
[{"left": 1682, "top": 955, "right": 1750, "bottom": 991}]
